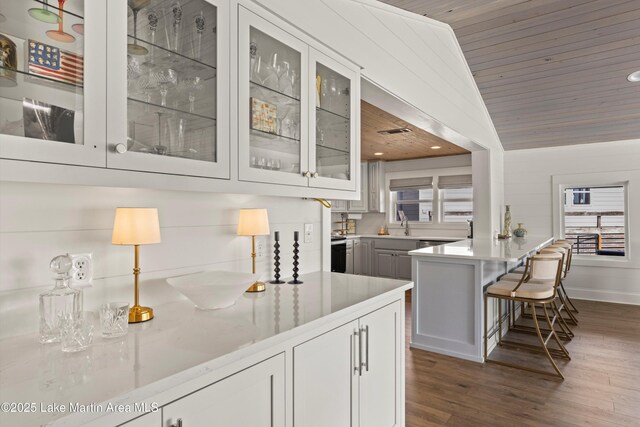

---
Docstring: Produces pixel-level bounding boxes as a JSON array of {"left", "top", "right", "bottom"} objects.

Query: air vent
[{"left": 377, "top": 127, "right": 412, "bottom": 135}]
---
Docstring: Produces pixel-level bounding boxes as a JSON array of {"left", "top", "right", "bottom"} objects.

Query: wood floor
[{"left": 404, "top": 298, "right": 640, "bottom": 426}]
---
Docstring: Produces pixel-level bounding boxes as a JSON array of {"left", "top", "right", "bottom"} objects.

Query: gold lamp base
[
  {"left": 129, "top": 305, "right": 154, "bottom": 323},
  {"left": 245, "top": 281, "right": 266, "bottom": 293}
]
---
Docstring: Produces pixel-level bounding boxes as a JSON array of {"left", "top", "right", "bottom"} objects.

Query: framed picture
[{"left": 250, "top": 97, "right": 277, "bottom": 134}]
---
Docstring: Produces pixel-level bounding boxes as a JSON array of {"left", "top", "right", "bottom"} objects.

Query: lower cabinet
[
  {"left": 353, "top": 239, "right": 371, "bottom": 276},
  {"left": 346, "top": 240, "right": 354, "bottom": 274},
  {"left": 121, "top": 412, "right": 160, "bottom": 427},
  {"left": 163, "top": 354, "right": 285, "bottom": 427},
  {"left": 374, "top": 247, "right": 414, "bottom": 280},
  {"left": 293, "top": 301, "right": 402, "bottom": 427}
]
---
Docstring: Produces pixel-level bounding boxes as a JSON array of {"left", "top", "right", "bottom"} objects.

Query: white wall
[
  {"left": 504, "top": 140, "right": 640, "bottom": 305},
  {"left": 0, "top": 182, "right": 322, "bottom": 337}
]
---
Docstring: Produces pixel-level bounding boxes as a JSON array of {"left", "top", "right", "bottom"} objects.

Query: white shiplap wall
[
  {"left": 504, "top": 140, "right": 640, "bottom": 305},
  {"left": 0, "top": 182, "right": 322, "bottom": 336}
]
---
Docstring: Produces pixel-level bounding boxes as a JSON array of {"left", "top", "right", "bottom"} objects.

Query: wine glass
[
  {"left": 46, "top": 0, "right": 75, "bottom": 43},
  {"left": 150, "top": 67, "right": 177, "bottom": 107},
  {"left": 278, "top": 61, "right": 292, "bottom": 96},
  {"left": 179, "top": 76, "right": 203, "bottom": 113},
  {"left": 127, "top": 0, "right": 150, "bottom": 56},
  {"left": 192, "top": 11, "right": 205, "bottom": 61},
  {"left": 146, "top": 8, "right": 159, "bottom": 61},
  {"left": 28, "top": 0, "right": 61, "bottom": 24},
  {"left": 169, "top": 2, "right": 183, "bottom": 53}
]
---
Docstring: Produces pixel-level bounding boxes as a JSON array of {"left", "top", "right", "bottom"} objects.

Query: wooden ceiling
[
  {"left": 379, "top": 0, "right": 640, "bottom": 150},
  {"left": 361, "top": 101, "right": 470, "bottom": 160}
]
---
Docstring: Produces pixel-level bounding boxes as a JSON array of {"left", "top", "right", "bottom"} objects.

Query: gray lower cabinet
[
  {"left": 353, "top": 239, "right": 371, "bottom": 276},
  {"left": 346, "top": 240, "right": 354, "bottom": 274},
  {"left": 372, "top": 239, "right": 417, "bottom": 280}
]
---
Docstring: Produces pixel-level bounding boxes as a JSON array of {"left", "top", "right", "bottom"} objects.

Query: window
[
  {"left": 390, "top": 177, "right": 433, "bottom": 223},
  {"left": 441, "top": 187, "right": 473, "bottom": 223},
  {"left": 438, "top": 174, "right": 473, "bottom": 223},
  {"left": 563, "top": 185, "right": 625, "bottom": 256},
  {"left": 572, "top": 188, "right": 591, "bottom": 205}
]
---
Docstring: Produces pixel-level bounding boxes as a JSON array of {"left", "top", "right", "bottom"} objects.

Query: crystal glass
[
  {"left": 128, "top": 0, "right": 150, "bottom": 56},
  {"left": 39, "top": 255, "right": 82, "bottom": 344},
  {"left": 60, "top": 311, "right": 95, "bottom": 352},
  {"left": 100, "top": 302, "right": 130, "bottom": 338}
]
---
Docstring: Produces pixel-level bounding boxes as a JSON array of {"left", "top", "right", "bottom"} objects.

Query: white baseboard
[{"left": 565, "top": 287, "right": 640, "bottom": 306}]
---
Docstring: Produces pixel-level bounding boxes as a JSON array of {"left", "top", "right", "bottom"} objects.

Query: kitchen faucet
[{"left": 399, "top": 211, "right": 409, "bottom": 236}]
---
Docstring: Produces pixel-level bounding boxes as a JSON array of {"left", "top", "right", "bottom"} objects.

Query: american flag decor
[{"left": 28, "top": 40, "right": 83, "bottom": 86}]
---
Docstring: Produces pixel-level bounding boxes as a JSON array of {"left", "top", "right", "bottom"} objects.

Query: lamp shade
[
  {"left": 112, "top": 208, "right": 161, "bottom": 245},
  {"left": 237, "top": 208, "right": 270, "bottom": 236}
]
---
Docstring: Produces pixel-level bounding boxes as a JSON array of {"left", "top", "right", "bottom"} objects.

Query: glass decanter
[{"left": 39, "top": 254, "right": 82, "bottom": 343}]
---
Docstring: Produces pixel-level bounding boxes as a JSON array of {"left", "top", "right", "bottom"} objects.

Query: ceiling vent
[{"left": 377, "top": 127, "right": 412, "bottom": 135}]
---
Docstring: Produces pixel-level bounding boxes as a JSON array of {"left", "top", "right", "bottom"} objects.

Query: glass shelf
[
  {"left": 250, "top": 128, "right": 300, "bottom": 156},
  {"left": 317, "top": 106, "right": 349, "bottom": 121},
  {"left": 317, "top": 144, "right": 349, "bottom": 156},
  {"left": 127, "top": 97, "right": 215, "bottom": 122},
  {"left": 251, "top": 127, "right": 299, "bottom": 143},
  {"left": 250, "top": 80, "right": 300, "bottom": 103},
  {"left": 0, "top": 66, "right": 82, "bottom": 93},
  {"left": 33, "top": 0, "right": 84, "bottom": 19},
  {"left": 127, "top": 35, "right": 217, "bottom": 72}
]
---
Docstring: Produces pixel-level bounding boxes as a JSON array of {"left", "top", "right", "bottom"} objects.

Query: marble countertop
[
  {"left": 344, "top": 234, "right": 463, "bottom": 241},
  {"left": 0, "top": 272, "right": 412, "bottom": 426},
  {"left": 409, "top": 235, "right": 554, "bottom": 262}
]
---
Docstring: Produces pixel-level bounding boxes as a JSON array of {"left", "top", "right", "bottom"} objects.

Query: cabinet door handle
[
  {"left": 115, "top": 143, "right": 127, "bottom": 154},
  {"left": 313, "top": 172, "right": 319, "bottom": 178},
  {"left": 353, "top": 330, "right": 360, "bottom": 376},
  {"left": 358, "top": 328, "right": 364, "bottom": 377},
  {"left": 361, "top": 326, "right": 369, "bottom": 372},
  {"left": 171, "top": 419, "right": 183, "bottom": 427},
  {"left": 303, "top": 171, "right": 311, "bottom": 178}
]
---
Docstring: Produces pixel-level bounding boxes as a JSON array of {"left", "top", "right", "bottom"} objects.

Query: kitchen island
[
  {"left": 409, "top": 236, "right": 553, "bottom": 362},
  {"left": 0, "top": 272, "right": 412, "bottom": 427}
]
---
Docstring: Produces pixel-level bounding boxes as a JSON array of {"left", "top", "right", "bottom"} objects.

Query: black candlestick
[
  {"left": 270, "top": 231, "right": 285, "bottom": 284},
  {"left": 288, "top": 231, "right": 303, "bottom": 284}
]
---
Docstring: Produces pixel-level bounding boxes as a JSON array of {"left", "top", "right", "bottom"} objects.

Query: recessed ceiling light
[
  {"left": 374, "top": 152, "right": 384, "bottom": 156},
  {"left": 431, "top": 146, "right": 441, "bottom": 150},
  {"left": 627, "top": 70, "right": 640, "bottom": 82}
]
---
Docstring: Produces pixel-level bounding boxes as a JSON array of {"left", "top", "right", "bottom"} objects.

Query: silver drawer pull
[{"left": 171, "top": 419, "right": 183, "bottom": 427}]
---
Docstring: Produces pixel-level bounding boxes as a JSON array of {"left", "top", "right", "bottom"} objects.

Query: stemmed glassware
[
  {"left": 46, "top": 0, "right": 75, "bottom": 43},
  {"left": 168, "top": 2, "right": 183, "bottom": 53},
  {"left": 150, "top": 67, "right": 177, "bottom": 107},
  {"left": 146, "top": 7, "right": 159, "bottom": 62},
  {"left": 28, "top": 0, "right": 61, "bottom": 24},
  {"left": 192, "top": 11, "right": 205, "bottom": 61},
  {"left": 128, "top": 0, "right": 150, "bottom": 56},
  {"left": 179, "top": 76, "right": 203, "bottom": 113}
]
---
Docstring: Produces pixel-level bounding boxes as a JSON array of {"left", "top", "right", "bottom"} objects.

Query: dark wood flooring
[{"left": 405, "top": 298, "right": 640, "bottom": 426}]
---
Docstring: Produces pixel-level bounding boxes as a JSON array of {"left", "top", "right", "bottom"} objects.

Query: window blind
[
  {"left": 438, "top": 174, "right": 472, "bottom": 189},
  {"left": 389, "top": 177, "right": 433, "bottom": 192}
]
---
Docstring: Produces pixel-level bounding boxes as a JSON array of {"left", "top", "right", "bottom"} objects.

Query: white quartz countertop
[
  {"left": 0, "top": 272, "right": 412, "bottom": 426},
  {"left": 409, "top": 235, "right": 554, "bottom": 262},
  {"left": 344, "top": 234, "right": 462, "bottom": 241}
]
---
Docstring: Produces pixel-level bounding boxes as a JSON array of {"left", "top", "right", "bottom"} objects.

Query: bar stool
[
  {"left": 484, "top": 253, "right": 570, "bottom": 379},
  {"left": 501, "top": 250, "right": 574, "bottom": 340},
  {"left": 550, "top": 240, "right": 580, "bottom": 314}
]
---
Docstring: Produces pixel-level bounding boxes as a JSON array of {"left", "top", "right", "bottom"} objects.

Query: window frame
[
  {"left": 392, "top": 188, "right": 434, "bottom": 224},
  {"left": 386, "top": 167, "right": 472, "bottom": 230},
  {"left": 439, "top": 186, "right": 474, "bottom": 223},
  {"left": 553, "top": 171, "right": 632, "bottom": 268}
]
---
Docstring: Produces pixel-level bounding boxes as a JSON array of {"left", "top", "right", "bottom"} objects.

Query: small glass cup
[
  {"left": 60, "top": 312, "right": 95, "bottom": 353},
  {"left": 100, "top": 302, "right": 130, "bottom": 338}
]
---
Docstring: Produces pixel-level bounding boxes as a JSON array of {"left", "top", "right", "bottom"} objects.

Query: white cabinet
[
  {"left": 237, "top": 6, "right": 359, "bottom": 191},
  {"left": 0, "top": 0, "right": 107, "bottom": 167},
  {"left": 293, "top": 301, "right": 402, "bottom": 427},
  {"left": 348, "top": 162, "right": 369, "bottom": 212},
  {"left": 368, "top": 160, "right": 386, "bottom": 213},
  {"left": 293, "top": 321, "right": 358, "bottom": 427},
  {"left": 163, "top": 353, "right": 285, "bottom": 427},
  {"left": 106, "top": 0, "right": 230, "bottom": 178}
]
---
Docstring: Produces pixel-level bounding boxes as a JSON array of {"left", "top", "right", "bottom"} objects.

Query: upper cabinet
[
  {"left": 0, "top": 0, "right": 106, "bottom": 166},
  {"left": 106, "top": 0, "right": 230, "bottom": 178},
  {"left": 237, "top": 6, "right": 359, "bottom": 191}
]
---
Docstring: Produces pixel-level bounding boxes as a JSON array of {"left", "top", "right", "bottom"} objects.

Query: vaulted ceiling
[{"left": 379, "top": 0, "right": 640, "bottom": 150}]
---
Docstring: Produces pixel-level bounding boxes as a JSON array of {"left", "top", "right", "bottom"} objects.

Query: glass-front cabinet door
[
  {"left": 238, "top": 6, "right": 309, "bottom": 187},
  {"left": 0, "top": 0, "right": 106, "bottom": 166},
  {"left": 106, "top": 0, "right": 229, "bottom": 178},
  {"left": 309, "top": 49, "right": 357, "bottom": 191}
]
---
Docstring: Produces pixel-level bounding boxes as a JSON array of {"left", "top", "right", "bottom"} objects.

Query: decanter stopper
[{"left": 50, "top": 254, "right": 72, "bottom": 278}]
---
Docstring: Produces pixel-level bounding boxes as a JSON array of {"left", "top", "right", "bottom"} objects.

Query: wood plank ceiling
[
  {"left": 361, "top": 101, "right": 470, "bottom": 160},
  {"left": 379, "top": 0, "right": 640, "bottom": 150}
]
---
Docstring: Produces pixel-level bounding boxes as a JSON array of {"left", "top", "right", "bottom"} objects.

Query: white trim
[
  {"left": 564, "top": 288, "right": 640, "bottom": 306},
  {"left": 552, "top": 170, "right": 636, "bottom": 269}
]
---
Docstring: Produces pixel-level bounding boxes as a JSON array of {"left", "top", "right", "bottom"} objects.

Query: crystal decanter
[{"left": 39, "top": 254, "right": 82, "bottom": 343}]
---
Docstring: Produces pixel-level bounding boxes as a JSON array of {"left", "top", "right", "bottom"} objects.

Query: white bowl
[{"left": 167, "top": 271, "right": 259, "bottom": 310}]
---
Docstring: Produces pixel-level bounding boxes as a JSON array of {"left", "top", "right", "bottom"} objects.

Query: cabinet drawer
[
  {"left": 163, "top": 353, "right": 285, "bottom": 427},
  {"left": 372, "top": 239, "right": 418, "bottom": 251}
]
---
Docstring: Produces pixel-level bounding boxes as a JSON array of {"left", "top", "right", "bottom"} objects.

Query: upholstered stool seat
[{"left": 487, "top": 281, "right": 554, "bottom": 299}]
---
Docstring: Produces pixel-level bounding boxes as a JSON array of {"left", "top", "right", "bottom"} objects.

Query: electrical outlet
[
  {"left": 69, "top": 253, "right": 93, "bottom": 287},
  {"left": 304, "top": 223, "right": 313, "bottom": 243},
  {"left": 256, "top": 239, "right": 265, "bottom": 258}
]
